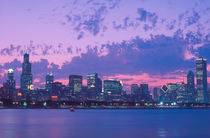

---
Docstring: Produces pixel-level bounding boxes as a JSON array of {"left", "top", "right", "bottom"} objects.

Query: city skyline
[
  {"left": 0, "top": 0, "right": 210, "bottom": 92},
  {"left": 0, "top": 52, "right": 209, "bottom": 93},
  {"left": 0, "top": 52, "right": 209, "bottom": 94},
  {"left": 1, "top": 52, "right": 209, "bottom": 103},
  {"left": 0, "top": 1, "right": 210, "bottom": 138}
]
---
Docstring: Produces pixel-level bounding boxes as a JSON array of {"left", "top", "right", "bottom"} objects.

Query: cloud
[
  {"left": 60, "top": 0, "right": 121, "bottom": 38},
  {"left": 0, "top": 58, "right": 60, "bottom": 88},
  {"left": 58, "top": 34, "right": 195, "bottom": 77},
  {"left": 0, "top": 42, "right": 77, "bottom": 66},
  {"left": 0, "top": 43, "right": 64, "bottom": 57},
  {"left": 112, "top": 17, "right": 137, "bottom": 31},
  {"left": 49, "top": 0, "right": 210, "bottom": 46},
  {"left": 0, "top": 45, "right": 21, "bottom": 56},
  {"left": 77, "top": 32, "right": 84, "bottom": 40},
  {"left": 186, "top": 11, "right": 200, "bottom": 26},
  {"left": 195, "top": 43, "right": 210, "bottom": 60},
  {"left": 207, "top": 65, "right": 210, "bottom": 72},
  {"left": 0, "top": 59, "right": 22, "bottom": 85},
  {"left": 136, "top": 8, "right": 158, "bottom": 28},
  {"left": 103, "top": 72, "right": 187, "bottom": 88},
  {"left": 166, "top": 20, "right": 176, "bottom": 30},
  {"left": 1, "top": 33, "right": 210, "bottom": 89},
  {"left": 184, "top": 45, "right": 198, "bottom": 60}
]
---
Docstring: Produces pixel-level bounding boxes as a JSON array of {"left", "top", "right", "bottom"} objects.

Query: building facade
[
  {"left": 176, "top": 82, "right": 187, "bottom": 103},
  {"left": 139, "top": 84, "right": 151, "bottom": 102},
  {"left": 87, "top": 73, "right": 102, "bottom": 100},
  {"left": 69, "top": 75, "right": 83, "bottom": 95},
  {"left": 196, "top": 58, "right": 208, "bottom": 103},
  {"left": 20, "top": 51, "right": 33, "bottom": 90},
  {"left": 153, "top": 87, "right": 161, "bottom": 103},
  {"left": 131, "top": 84, "right": 139, "bottom": 96},
  {"left": 166, "top": 83, "right": 177, "bottom": 103},
  {"left": 45, "top": 73, "right": 54, "bottom": 92},
  {"left": 103, "top": 80, "right": 123, "bottom": 101},
  {"left": 187, "top": 70, "right": 195, "bottom": 103},
  {"left": 3, "top": 69, "right": 16, "bottom": 100}
]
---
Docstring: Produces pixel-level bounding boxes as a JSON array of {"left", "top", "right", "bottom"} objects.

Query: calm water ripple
[{"left": 0, "top": 109, "right": 209, "bottom": 138}]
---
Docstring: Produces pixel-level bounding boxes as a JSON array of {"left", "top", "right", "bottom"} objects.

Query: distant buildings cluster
[
  {"left": 0, "top": 52, "right": 209, "bottom": 105},
  {"left": 150, "top": 58, "right": 209, "bottom": 104},
  {"left": 0, "top": 52, "right": 126, "bottom": 103}
]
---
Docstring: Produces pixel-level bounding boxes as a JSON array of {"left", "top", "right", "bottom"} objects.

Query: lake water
[{"left": 0, "top": 109, "right": 209, "bottom": 138}]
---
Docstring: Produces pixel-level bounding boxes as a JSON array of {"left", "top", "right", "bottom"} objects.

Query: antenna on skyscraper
[{"left": 25, "top": 49, "right": 28, "bottom": 54}]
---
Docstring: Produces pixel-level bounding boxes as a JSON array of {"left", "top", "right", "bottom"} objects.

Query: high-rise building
[
  {"left": 51, "top": 82, "right": 63, "bottom": 101},
  {"left": 104, "top": 80, "right": 123, "bottom": 101},
  {"left": 69, "top": 75, "right": 83, "bottom": 95},
  {"left": 3, "top": 69, "right": 16, "bottom": 99},
  {"left": 187, "top": 70, "right": 195, "bottom": 103},
  {"left": 131, "top": 84, "right": 139, "bottom": 102},
  {"left": 176, "top": 82, "right": 187, "bottom": 103},
  {"left": 208, "top": 89, "right": 210, "bottom": 103},
  {"left": 5, "top": 69, "right": 16, "bottom": 89},
  {"left": 131, "top": 84, "right": 139, "bottom": 96},
  {"left": 87, "top": 73, "right": 102, "bottom": 99},
  {"left": 196, "top": 58, "right": 208, "bottom": 103},
  {"left": 45, "top": 73, "right": 54, "bottom": 92},
  {"left": 159, "top": 85, "right": 169, "bottom": 103},
  {"left": 166, "top": 83, "right": 177, "bottom": 102},
  {"left": 20, "top": 51, "right": 33, "bottom": 90},
  {"left": 104, "top": 80, "right": 123, "bottom": 95},
  {"left": 139, "top": 84, "right": 151, "bottom": 102},
  {"left": 37, "top": 88, "right": 50, "bottom": 101},
  {"left": 153, "top": 87, "right": 161, "bottom": 102}
]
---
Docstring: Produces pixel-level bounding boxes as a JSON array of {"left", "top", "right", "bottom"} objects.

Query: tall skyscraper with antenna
[{"left": 20, "top": 50, "right": 33, "bottom": 90}]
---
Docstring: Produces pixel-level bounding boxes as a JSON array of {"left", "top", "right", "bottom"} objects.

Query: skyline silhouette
[
  {"left": 0, "top": 51, "right": 209, "bottom": 95},
  {"left": 0, "top": 0, "right": 210, "bottom": 91}
]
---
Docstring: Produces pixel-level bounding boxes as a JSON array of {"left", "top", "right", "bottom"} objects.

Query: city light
[
  {"left": 0, "top": 50, "right": 209, "bottom": 108},
  {"left": 23, "top": 102, "right": 27, "bottom": 107},
  {"left": 51, "top": 96, "right": 58, "bottom": 99},
  {"left": 43, "top": 102, "right": 47, "bottom": 107},
  {"left": 17, "top": 92, "right": 22, "bottom": 96}
]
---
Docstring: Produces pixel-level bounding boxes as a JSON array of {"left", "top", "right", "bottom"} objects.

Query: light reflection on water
[
  {"left": 0, "top": 109, "right": 209, "bottom": 138},
  {"left": 158, "top": 128, "right": 167, "bottom": 138}
]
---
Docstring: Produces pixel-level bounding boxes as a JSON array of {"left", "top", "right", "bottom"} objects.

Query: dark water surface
[{"left": 0, "top": 109, "right": 209, "bottom": 138}]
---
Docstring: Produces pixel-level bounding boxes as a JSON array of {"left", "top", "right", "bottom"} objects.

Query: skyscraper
[
  {"left": 131, "top": 84, "right": 140, "bottom": 102},
  {"left": 45, "top": 73, "right": 54, "bottom": 92},
  {"left": 187, "top": 70, "right": 195, "bottom": 103},
  {"left": 104, "top": 80, "right": 123, "bottom": 101},
  {"left": 6, "top": 69, "right": 16, "bottom": 89},
  {"left": 208, "top": 89, "right": 210, "bottom": 103},
  {"left": 69, "top": 75, "right": 83, "bottom": 95},
  {"left": 131, "top": 84, "right": 139, "bottom": 96},
  {"left": 196, "top": 58, "right": 208, "bottom": 103},
  {"left": 153, "top": 87, "right": 161, "bottom": 102},
  {"left": 167, "top": 83, "right": 177, "bottom": 102},
  {"left": 51, "top": 82, "right": 63, "bottom": 101},
  {"left": 87, "top": 73, "right": 102, "bottom": 99},
  {"left": 3, "top": 69, "right": 16, "bottom": 99},
  {"left": 139, "top": 84, "right": 151, "bottom": 102},
  {"left": 176, "top": 82, "right": 187, "bottom": 103},
  {"left": 20, "top": 51, "right": 33, "bottom": 90}
]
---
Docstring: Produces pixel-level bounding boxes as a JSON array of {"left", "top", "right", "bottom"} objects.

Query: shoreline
[{"left": 0, "top": 106, "right": 209, "bottom": 109}]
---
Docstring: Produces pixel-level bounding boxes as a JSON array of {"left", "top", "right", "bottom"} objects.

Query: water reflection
[
  {"left": 158, "top": 128, "right": 168, "bottom": 138},
  {"left": 0, "top": 109, "right": 209, "bottom": 138}
]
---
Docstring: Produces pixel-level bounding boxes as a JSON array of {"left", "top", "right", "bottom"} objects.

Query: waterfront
[{"left": 0, "top": 109, "right": 209, "bottom": 138}]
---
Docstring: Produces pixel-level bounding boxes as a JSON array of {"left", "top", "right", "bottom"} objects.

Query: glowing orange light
[
  {"left": 51, "top": 96, "right": 58, "bottom": 99},
  {"left": 17, "top": 92, "right": 22, "bottom": 96}
]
